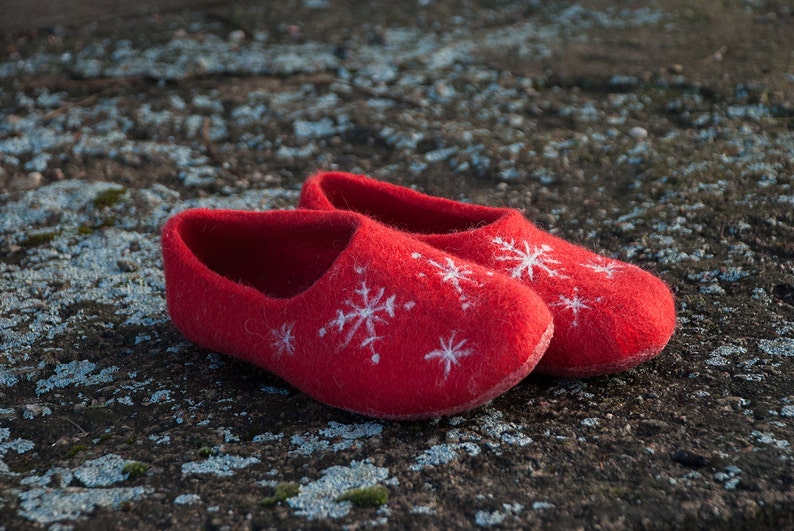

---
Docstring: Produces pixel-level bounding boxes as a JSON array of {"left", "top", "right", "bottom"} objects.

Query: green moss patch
[
  {"left": 335, "top": 485, "right": 388, "bottom": 507},
  {"left": 21, "top": 230, "right": 60, "bottom": 249},
  {"left": 122, "top": 461, "right": 149, "bottom": 478},
  {"left": 66, "top": 444, "right": 88, "bottom": 458},
  {"left": 198, "top": 446, "right": 217, "bottom": 458},
  {"left": 92, "top": 187, "right": 127, "bottom": 209},
  {"left": 262, "top": 482, "right": 300, "bottom": 507},
  {"left": 78, "top": 216, "right": 117, "bottom": 235}
]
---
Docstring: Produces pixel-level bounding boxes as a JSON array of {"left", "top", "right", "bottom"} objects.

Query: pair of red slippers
[{"left": 162, "top": 172, "right": 676, "bottom": 419}]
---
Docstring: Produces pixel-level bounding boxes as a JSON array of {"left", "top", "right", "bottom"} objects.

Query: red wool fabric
[
  {"left": 298, "top": 171, "right": 677, "bottom": 378},
  {"left": 161, "top": 208, "right": 553, "bottom": 419}
]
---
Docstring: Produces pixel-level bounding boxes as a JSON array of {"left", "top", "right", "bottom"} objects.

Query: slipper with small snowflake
[
  {"left": 161, "top": 208, "right": 553, "bottom": 419},
  {"left": 298, "top": 171, "right": 676, "bottom": 377}
]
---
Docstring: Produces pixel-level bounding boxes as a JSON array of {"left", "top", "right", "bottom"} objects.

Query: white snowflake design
[
  {"left": 582, "top": 257, "right": 623, "bottom": 279},
  {"left": 550, "top": 288, "right": 598, "bottom": 327},
  {"left": 412, "top": 252, "right": 482, "bottom": 310},
  {"left": 244, "top": 316, "right": 299, "bottom": 358},
  {"left": 424, "top": 331, "right": 475, "bottom": 379},
  {"left": 492, "top": 237, "right": 567, "bottom": 281},
  {"left": 270, "top": 322, "right": 296, "bottom": 358},
  {"left": 319, "top": 266, "right": 411, "bottom": 364}
]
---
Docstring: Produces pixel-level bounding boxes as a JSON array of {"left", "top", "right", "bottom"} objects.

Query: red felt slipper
[
  {"left": 161, "top": 208, "right": 553, "bottom": 419},
  {"left": 298, "top": 172, "right": 676, "bottom": 378}
]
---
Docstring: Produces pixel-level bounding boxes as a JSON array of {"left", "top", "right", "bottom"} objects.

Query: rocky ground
[{"left": 0, "top": 0, "right": 792, "bottom": 529}]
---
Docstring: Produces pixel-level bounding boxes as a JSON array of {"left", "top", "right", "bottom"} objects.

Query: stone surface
[{"left": 0, "top": 1, "right": 792, "bottom": 528}]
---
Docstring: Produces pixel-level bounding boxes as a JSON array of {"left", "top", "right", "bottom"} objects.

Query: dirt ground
[{"left": 0, "top": 0, "right": 792, "bottom": 529}]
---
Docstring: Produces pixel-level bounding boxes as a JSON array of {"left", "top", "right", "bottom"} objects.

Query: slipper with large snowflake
[
  {"left": 161, "top": 208, "right": 553, "bottom": 419},
  {"left": 298, "top": 171, "right": 676, "bottom": 378}
]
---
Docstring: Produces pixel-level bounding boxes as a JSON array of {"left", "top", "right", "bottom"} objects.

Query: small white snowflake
[
  {"left": 492, "top": 237, "right": 566, "bottom": 281},
  {"left": 582, "top": 257, "right": 623, "bottom": 279},
  {"left": 321, "top": 268, "right": 410, "bottom": 364},
  {"left": 270, "top": 322, "right": 296, "bottom": 357},
  {"left": 414, "top": 253, "right": 481, "bottom": 309},
  {"left": 428, "top": 257, "right": 477, "bottom": 293},
  {"left": 425, "top": 331, "right": 475, "bottom": 379},
  {"left": 330, "top": 282, "right": 395, "bottom": 347},
  {"left": 550, "top": 288, "right": 595, "bottom": 327}
]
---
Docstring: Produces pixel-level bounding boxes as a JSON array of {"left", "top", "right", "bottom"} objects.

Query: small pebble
[
  {"left": 629, "top": 126, "right": 649, "bottom": 140},
  {"left": 117, "top": 259, "right": 139, "bottom": 273},
  {"left": 228, "top": 30, "right": 246, "bottom": 44},
  {"left": 286, "top": 25, "right": 303, "bottom": 41},
  {"left": 10, "top": 171, "right": 43, "bottom": 191},
  {"left": 672, "top": 449, "right": 710, "bottom": 468},
  {"left": 119, "top": 153, "right": 143, "bottom": 168}
]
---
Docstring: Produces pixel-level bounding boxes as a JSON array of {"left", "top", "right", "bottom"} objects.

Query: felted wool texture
[
  {"left": 161, "top": 208, "right": 553, "bottom": 419},
  {"left": 298, "top": 171, "right": 677, "bottom": 378}
]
